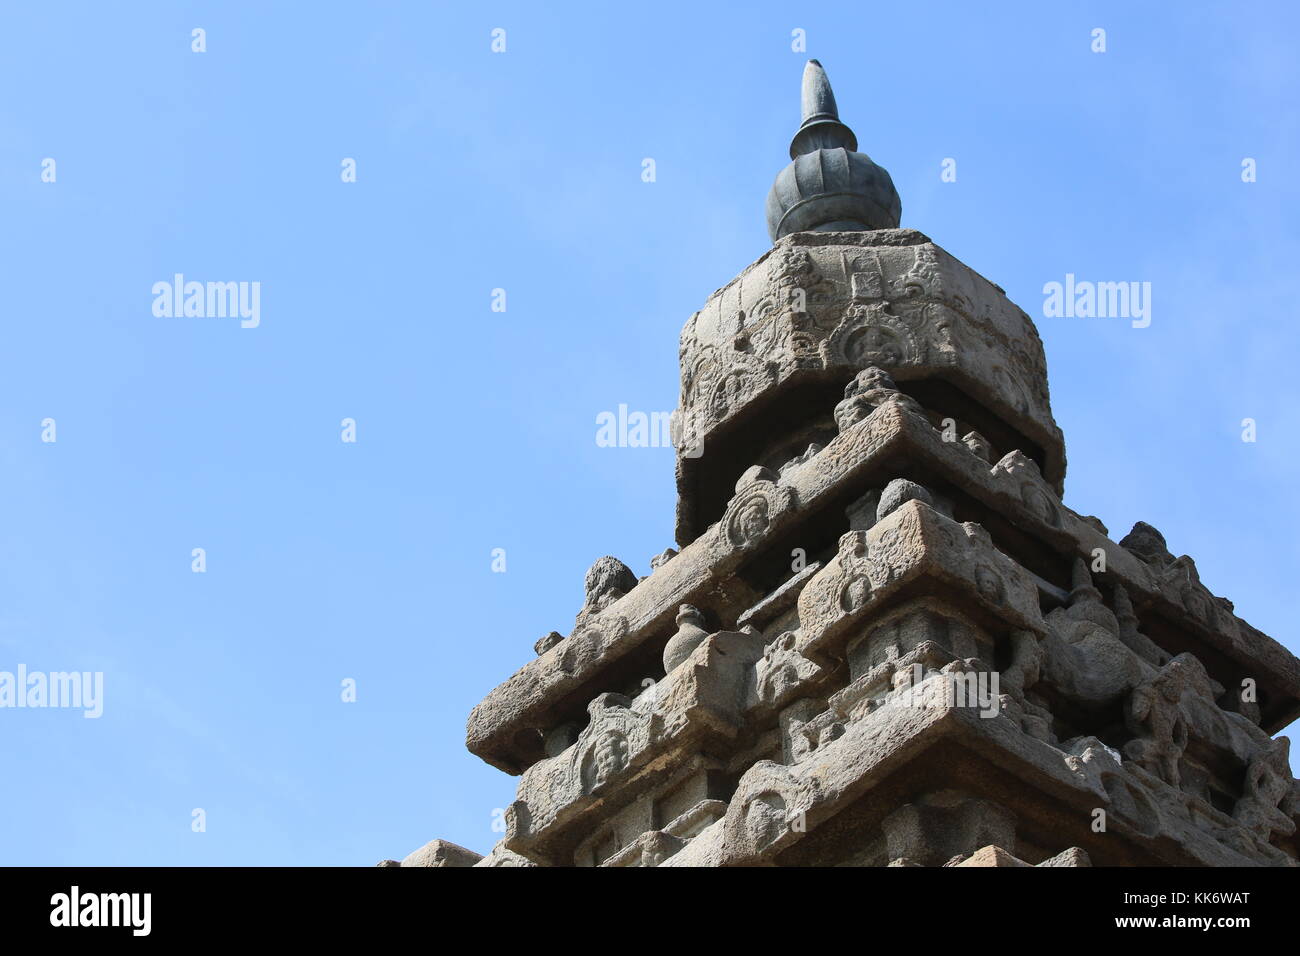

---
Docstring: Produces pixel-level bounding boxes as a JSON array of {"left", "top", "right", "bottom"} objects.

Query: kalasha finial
[
  {"left": 791, "top": 59, "right": 858, "bottom": 157},
  {"left": 766, "top": 60, "right": 901, "bottom": 241}
]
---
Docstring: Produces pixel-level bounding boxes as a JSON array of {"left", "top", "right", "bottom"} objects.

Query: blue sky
[{"left": 1, "top": 1, "right": 1296, "bottom": 865}]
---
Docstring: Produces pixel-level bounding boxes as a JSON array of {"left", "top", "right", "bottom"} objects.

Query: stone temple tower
[{"left": 388, "top": 61, "right": 1300, "bottom": 868}]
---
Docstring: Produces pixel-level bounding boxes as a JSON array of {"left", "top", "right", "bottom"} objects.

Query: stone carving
[
  {"left": 752, "top": 631, "right": 822, "bottom": 709},
  {"left": 1233, "top": 739, "right": 1296, "bottom": 842},
  {"left": 397, "top": 59, "right": 1299, "bottom": 871},
  {"left": 991, "top": 450, "right": 1061, "bottom": 528},
  {"left": 824, "top": 303, "right": 921, "bottom": 368},
  {"left": 582, "top": 729, "right": 630, "bottom": 793},
  {"left": 721, "top": 466, "right": 796, "bottom": 551},
  {"left": 649, "top": 547, "right": 678, "bottom": 571},
  {"left": 770, "top": 245, "right": 817, "bottom": 294},
  {"left": 558, "top": 615, "right": 628, "bottom": 676},
  {"left": 568, "top": 693, "right": 653, "bottom": 798},
  {"left": 683, "top": 344, "right": 780, "bottom": 431},
  {"left": 534, "top": 631, "right": 563, "bottom": 656},
  {"left": 973, "top": 563, "right": 1005, "bottom": 606},
  {"left": 876, "top": 478, "right": 932, "bottom": 522},
  {"left": 1040, "top": 563, "right": 1148, "bottom": 711},
  {"left": 580, "top": 556, "right": 637, "bottom": 620},
  {"left": 1112, "top": 583, "right": 1170, "bottom": 667},
  {"left": 777, "top": 442, "right": 823, "bottom": 476},
  {"left": 396, "top": 839, "right": 482, "bottom": 868},
  {"left": 1117, "top": 521, "right": 1241, "bottom": 643},
  {"left": 1100, "top": 770, "right": 1163, "bottom": 838},
  {"left": 1175, "top": 558, "right": 1222, "bottom": 629},
  {"left": 638, "top": 832, "right": 686, "bottom": 868},
  {"left": 993, "top": 364, "right": 1031, "bottom": 413},
  {"left": 1120, "top": 521, "right": 1174, "bottom": 567},
  {"left": 998, "top": 629, "right": 1054, "bottom": 741},
  {"left": 1122, "top": 657, "right": 1194, "bottom": 787},
  {"left": 681, "top": 344, "right": 720, "bottom": 413},
  {"left": 663, "top": 604, "right": 711, "bottom": 673},
  {"left": 720, "top": 761, "right": 808, "bottom": 865},
  {"left": 961, "top": 430, "right": 993, "bottom": 463},
  {"left": 796, "top": 530, "right": 876, "bottom": 636},
  {"left": 844, "top": 248, "right": 887, "bottom": 302},
  {"left": 832, "top": 366, "right": 924, "bottom": 433},
  {"left": 901, "top": 244, "right": 943, "bottom": 298}
]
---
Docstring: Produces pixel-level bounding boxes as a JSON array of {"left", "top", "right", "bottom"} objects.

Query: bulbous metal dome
[{"left": 765, "top": 61, "right": 902, "bottom": 241}]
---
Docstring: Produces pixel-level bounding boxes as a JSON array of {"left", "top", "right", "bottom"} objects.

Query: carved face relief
[
  {"left": 744, "top": 304, "right": 780, "bottom": 355},
  {"left": 738, "top": 498, "right": 770, "bottom": 542},
  {"left": 710, "top": 370, "right": 749, "bottom": 420},
  {"left": 962, "top": 432, "right": 993, "bottom": 462},
  {"left": 724, "top": 480, "right": 793, "bottom": 552},
  {"left": 684, "top": 351, "right": 719, "bottom": 411},
  {"left": 583, "top": 731, "right": 629, "bottom": 793},
  {"left": 1020, "top": 483, "right": 1060, "bottom": 528},
  {"left": 843, "top": 324, "right": 906, "bottom": 367}
]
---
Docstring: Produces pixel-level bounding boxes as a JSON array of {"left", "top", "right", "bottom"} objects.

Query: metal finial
[{"left": 790, "top": 60, "right": 858, "bottom": 157}]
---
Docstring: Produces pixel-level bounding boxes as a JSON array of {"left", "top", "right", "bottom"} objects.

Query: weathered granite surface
[
  {"left": 671, "top": 229, "right": 1066, "bottom": 545},
  {"left": 386, "top": 61, "right": 1299, "bottom": 868}
]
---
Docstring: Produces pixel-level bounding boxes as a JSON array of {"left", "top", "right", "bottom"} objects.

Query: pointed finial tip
[{"left": 800, "top": 58, "right": 839, "bottom": 125}]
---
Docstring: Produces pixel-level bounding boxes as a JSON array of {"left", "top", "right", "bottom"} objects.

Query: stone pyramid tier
[
  {"left": 446, "top": 382, "right": 1299, "bottom": 867},
  {"left": 671, "top": 229, "right": 1065, "bottom": 546}
]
